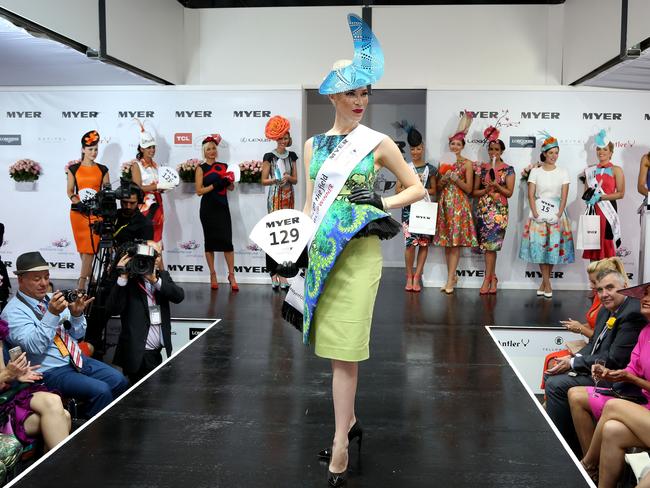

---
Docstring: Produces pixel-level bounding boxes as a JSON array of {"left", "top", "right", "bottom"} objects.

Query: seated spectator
[
  {"left": 579, "top": 399, "right": 650, "bottom": 487},
  {"left": 0, "top": 318, "right": 70, "bottom": 451},
  {"left": 544, "top": 268, "right": 646, "bottom": 455},
  {"left": 569, "top": 281, "right": 650, "bottom": 455},
  {"left": 0, "top": 252, "right": 129, "bottom": 418},
  {"left": 106, "top": 242, "right": 184, "bottom": 384}
]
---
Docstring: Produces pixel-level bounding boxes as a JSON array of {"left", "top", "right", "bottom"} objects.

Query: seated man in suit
[
  {"left": 1, "top": 252, "right": 129, "bottom": 418},
  {"left": 106, "top": 242, "right": 184, "bottom": 384},
  {"left": 544, "top": 268, "right": 646, "bottom": 455}
]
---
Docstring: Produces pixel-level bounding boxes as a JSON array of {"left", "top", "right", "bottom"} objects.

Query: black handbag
[{"left": 595, "top": 382, "right": 648, "bottom": 405}]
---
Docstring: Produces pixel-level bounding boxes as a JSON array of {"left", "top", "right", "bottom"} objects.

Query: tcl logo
[{"left": 174, "top": 133, "right": 192, "bottom": 144}]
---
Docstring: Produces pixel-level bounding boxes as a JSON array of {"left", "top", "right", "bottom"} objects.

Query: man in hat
[
  {"left": 544, "top": 268, "right": 646, "bottom": 455},
  {"left": 0, "top": 252, "right": 129, "bottom": 418}
]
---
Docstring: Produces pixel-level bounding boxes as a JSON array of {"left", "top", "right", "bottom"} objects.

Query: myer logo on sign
[
  {"left": 6, "top": 111, "right": 41, "bottom": 118},
  {"left": 118, "top": 110, "right": 154, "bottom": 118},
  {"left": 583, "top": 112, "right": 622, "bottom": 120},
  {"left": 509, "top": 136, "right": 535, "bottom": 148},
  {"left": 456, "top": 270, "right": 485, "bottom": 277},
  {"left": 233, "top": 110, "right": 271, "bottom": 118},
  {"left": 521, "top": 112, "right": 560, "bottom": 119},
  {"left": 62, "top": 111, "right": 99, "bottom": 118},
  {"left": 234, "top": 266, "right": 268, "bottom": 273},
  {"left": 525, "top": 271, "right": 564, "bottom": 278},
  {"left": 462, "top": 110, "right": 499, "bottom": 118},
  {"left": 49, "top": 262, "right": 75, "bottom": 269},
  {"left": 0, "top": 134, "right": 21, "bottom": 145},
  {"left": 175, "top": 111, "right": 212, "bottom": 117},
  {"left": 167, "top": 264, "right": 204, "bottom": 272}
]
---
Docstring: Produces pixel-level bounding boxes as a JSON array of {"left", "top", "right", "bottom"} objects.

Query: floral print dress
[
  {"left": 475, "top": 163, "right": 515, "bottom": 251},
  {"left": 433, "top": 161, "right": 478, "bottom": 247}
]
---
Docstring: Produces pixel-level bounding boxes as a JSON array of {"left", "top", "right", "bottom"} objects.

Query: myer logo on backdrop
[
  {"left": 62, "top": 111, "right": 99, "bottom": 118},
  {"left": 175, "top": 111, "right": 212, "bottom": 117},
  {"left": 234, "top": 266, "right": 268, "bottom": 273},
  {"left": 0, "top": 135, "right": 21, "bottom": 145},
  {"left": 118, "top": 110, "right": 154, "bottom": 118},
  {"left": 6, "top": 111, "right": 41, "bottom": 118},
  {"left": 456, "top": 269, "right": 485, "bottom": 278},
  {"left": 521, "top": 111, "right": 560, "bottom": 119},
  {"left": 462, "top": 110, "right": 499, "bottom": 118},
  {"left": 167, "top": 264, "right": 204, "bottom": 272},
  {"left": 525, "top": 271, "right": 564, "bottom": 278},
  {"left": 233, "top": 110, "right": 271, "bottom": 118},
  {"left": 583, "top": 112, "right": 622, "bottom": 120},
  {"left": 510, "top": 136, "right": 536, "bottom": 148}
]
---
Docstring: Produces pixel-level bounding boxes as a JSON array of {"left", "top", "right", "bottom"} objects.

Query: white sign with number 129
[{"left": 249, "top": 209, "right": 315, "bottom": 263}]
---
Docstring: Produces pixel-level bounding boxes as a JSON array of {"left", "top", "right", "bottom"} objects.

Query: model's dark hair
[
  {"left": 489, "top": 139, "right": 506, "bottom": 152},
  {"left": 136, "top": 145, "right": 144, "bottom": 160}
]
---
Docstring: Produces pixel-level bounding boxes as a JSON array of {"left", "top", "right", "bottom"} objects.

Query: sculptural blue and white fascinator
[
  {"left": 318, "top": 14, "right": 384, "bottom": 95},
  {"left": 594, "top": 128, "right": 611, "bottom": 149}
]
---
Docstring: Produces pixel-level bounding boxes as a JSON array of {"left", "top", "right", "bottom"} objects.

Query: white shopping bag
[
  {"left": 576, "top": 210, "right": 601, "bottom": 250},
  {"left": 284, "top": 274, "right": 305, "bottom": 313},
  {"left": 408, "top": 201, "right": 438, "bottom": 235}
]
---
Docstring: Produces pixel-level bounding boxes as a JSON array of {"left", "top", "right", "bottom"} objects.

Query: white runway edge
[
  {"left": 484, "top": 325, "right": 595, "bottom": 488},
  {"left": 4, "top": 318, "right": 221, "bottom": 488}
]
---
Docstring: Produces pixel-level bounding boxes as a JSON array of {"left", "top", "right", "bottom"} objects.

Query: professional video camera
[{"left": 115, "top": 240, "right": 159, "bottom": 277}]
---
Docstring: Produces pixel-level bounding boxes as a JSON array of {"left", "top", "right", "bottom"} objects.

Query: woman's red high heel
[
  {"left": 210, "top": 272, "right": 218, "bottom": 290},
  {"left": 479, "top": 275, "right": 491, "bottom": 295},
  {"left": 228, "top": 273, "right": 239, "bottom": 292},
  {"left": 489, "top": 275, "right": 498, "bottom": 294}
]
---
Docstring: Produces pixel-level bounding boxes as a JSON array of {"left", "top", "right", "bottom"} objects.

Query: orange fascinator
[
  {"left": 81, "top": 130, "right": 100, "bottom": 147},
  {"left": 265, "top": 116, "right": 291, "bottom": 141}
]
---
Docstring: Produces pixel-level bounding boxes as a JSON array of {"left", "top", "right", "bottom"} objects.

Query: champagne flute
[{"left": 593, "top": 359, "right": 607, "bottom": 388}]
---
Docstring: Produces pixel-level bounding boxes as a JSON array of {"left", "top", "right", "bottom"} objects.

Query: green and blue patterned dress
[{"left": 304, "top": 134, "right": 399, "bottom": 361}]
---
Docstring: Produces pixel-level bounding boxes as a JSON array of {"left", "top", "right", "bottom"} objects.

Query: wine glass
[{"left": 593, "top": 359, "right": 607, "bottom": 388}]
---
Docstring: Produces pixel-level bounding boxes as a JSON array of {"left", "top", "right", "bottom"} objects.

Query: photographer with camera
[
  {"left": 0, "top": 252, "right": 129, "bottom": 419},
  {"left": 113, "top": 182, "right": 154, "bottom": 246},
  {"left": 106, "top": 242, "right": 184, "bottom": 383}
]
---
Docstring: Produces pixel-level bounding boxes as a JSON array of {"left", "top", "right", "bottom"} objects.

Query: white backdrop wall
[
  {"left": 425, "top": 87, "right": 646, "bottom": 290},
  {"left": 0, "top": 86, "right": 303, "bottom": 283}
]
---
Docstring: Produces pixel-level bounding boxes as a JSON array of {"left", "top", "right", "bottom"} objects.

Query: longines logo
[
  {"left": 583, "top": 112, "right": 621, "bottom": 120},
  {"left": 118, "top": 110, "right": 154, "bottom": 118},
  {"left": 167, "top": 264, "right": 204, "bottom": 272},
  {"left": 62, "top": 111, "right": 99, "bottom": 118},
  {"left": 510, "top": 136, "right": 536, "bottom": 148},
  {"left": 521, "top": 111, "right": 560, "bottom": 120},
  {"left": 37, "top": 136, "right": 66, "bottom": 143},
  {"left": 6, "top": 111, "right": 41, "bottom": 118},
  {"left": 525, "top": 271, "right": 564, "bottom": 278},
  {"left": 463, "top": 110, "right": 499, "bottom": 119},
  {"left": 0, "top": 134, "right": 21, "bottom": 145},
  {"left": 174, "top": 133, "right": 192, "bottom": 145},
  {"left": 233, "top": 110, "right": 271, "bottom": 118},
  {"left": 175, "top": 111, "right": 212, "bottom": 118}
]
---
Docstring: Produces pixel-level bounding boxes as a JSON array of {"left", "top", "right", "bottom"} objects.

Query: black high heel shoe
[
  {"left": 318, "top": 420, "right": 363, "bottom": 460},
  {"left": 328, "top": 468, "right": 347, "bottom": 487}
]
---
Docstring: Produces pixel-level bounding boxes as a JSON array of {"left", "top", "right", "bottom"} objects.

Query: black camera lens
[{"left": 61, "top": 289, "right": 79, "bottom": 302}]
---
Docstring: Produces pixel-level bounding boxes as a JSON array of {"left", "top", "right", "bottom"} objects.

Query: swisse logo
[
  {"left": 233, "top": 110, "right": 271, "bottom": 118},
  {"left": 6, "top": 111, "right": 41, "bottom": 118},
  {"left": 498, "top": 339, "right": 530, "bottom": 348},
  {"left": 62, "top": 111, "right": 99, "bottom": 118},
  {"left": 521, "top": 111, "right": 560, "bottom": 119},
  {"left": 167, "top": 264, "right": 204, "bottom": 272},
  {"left": 456, "top": 269, "right": 485, "bottom": 278},
  {"left": 234, "top": 266, "right": 268, "bottom": 273},
  {"left": 175, "top": 111, "right": 212, "bottom": 118},
  {"left": 174, "top": 133, "right": 192, "bottom": 144},
  {"left": 463, "top": 110, "right": 499, "bottom": 119},
  {"left": 118, "top": 110, "right": 154, "bottom": 118},
  {"left": 0, "top": 134, "right": 21, "bottom": 145},
  {"left": 49, "top": 262, "right": 75, "bottom": 269},
  {"left": 583, "top": 112, "right": 621, "bottom": 120},
  {"left": 509, "top": 136, "right": 536, "bottom": 148},
  {"left": 525, "top": 271, "right": 564, "bottom": 278}
]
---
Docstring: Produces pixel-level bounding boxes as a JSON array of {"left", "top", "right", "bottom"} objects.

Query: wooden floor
[{"left": 9, "top": 269, "right": 590, "bottom": 487}]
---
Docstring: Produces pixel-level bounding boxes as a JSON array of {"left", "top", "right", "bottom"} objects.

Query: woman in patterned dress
[
  {"left": 396, "top": 127, "right": 436, "bottom": 292},
  {"left": 582, "top": 131, "right": 625, "bottom": 261},
  {"left": 473, "top": 136, "right": 515, "bottom": 294},
  {"left": 519, "top": 133, "right": 575, "bottom": 298},
  {"left": 261, "top": 116, "right": 298, "bottom": 290},
  {"left": 433, "top": 111, "right": 478, "bottom": 294}
]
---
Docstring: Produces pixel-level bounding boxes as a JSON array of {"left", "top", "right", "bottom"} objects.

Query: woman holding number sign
[
  {"left": 518, "top": 132, "right": 575, "bottom": 298},
  {"left": 277, "top": 14, "right": 425, "bottom": 486},
  {"left": 261, "top": 115, "right": 298, "bottom": 290}
]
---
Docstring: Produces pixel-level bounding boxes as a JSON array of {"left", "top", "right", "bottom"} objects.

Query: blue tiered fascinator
[
  {"left": 318, "top": 14, "right": 384, "bottom": 95},
  {"left": 539, "top": 130, "right": 559, "bottom": 152},
  {"left": 594, "top": 129, "right": 611, "bottom": 148}
]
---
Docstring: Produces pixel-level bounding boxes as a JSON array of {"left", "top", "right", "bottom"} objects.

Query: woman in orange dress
[{"left": 67, "top": 130, "right": 110, "bottom": 291}]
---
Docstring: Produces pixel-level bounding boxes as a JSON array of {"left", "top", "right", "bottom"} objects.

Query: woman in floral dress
[{"left": 473, "top": 135, "right": 515, "bottom": 294}]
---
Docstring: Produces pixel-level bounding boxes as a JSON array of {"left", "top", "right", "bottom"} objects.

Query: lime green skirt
[{"left": 311, "top": 236, "right": 382, "bottom": 361}]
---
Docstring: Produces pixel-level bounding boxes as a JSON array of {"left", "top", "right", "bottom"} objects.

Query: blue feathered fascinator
[
  {"left": 319, "top": 14, "right": 384, "bottom": 95},
  {"left": 594, "top": 129, "right": 610, "bottom": 149}
]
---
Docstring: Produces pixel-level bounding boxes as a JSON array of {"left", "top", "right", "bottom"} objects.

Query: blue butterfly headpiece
[
  {"left": 318, "top": 14, "right": 384, "bottom": 95},
  {"left": 594, "top": 129, "right": 610, "bottom": 149}
]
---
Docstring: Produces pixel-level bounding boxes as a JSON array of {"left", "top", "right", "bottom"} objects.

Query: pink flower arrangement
[
  {"left": 239, "top": 160, "right": 262, "bottom": 183},
  {"left": 176, "top": 159, "right": 201, "bottom": 183},
  {"left": 120, "top": 159, "right": 138, "bottom": 181},
  {"left": 9, "top": 159, "right": 42, "bottom": 182}
]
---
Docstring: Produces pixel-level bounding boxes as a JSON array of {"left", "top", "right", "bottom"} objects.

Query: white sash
[
  {"left": 310, "top": 124, "right": 385, "bottom": 243},
  {"left": 585, "top": 166, "right": 621, "bottom": 247}
]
